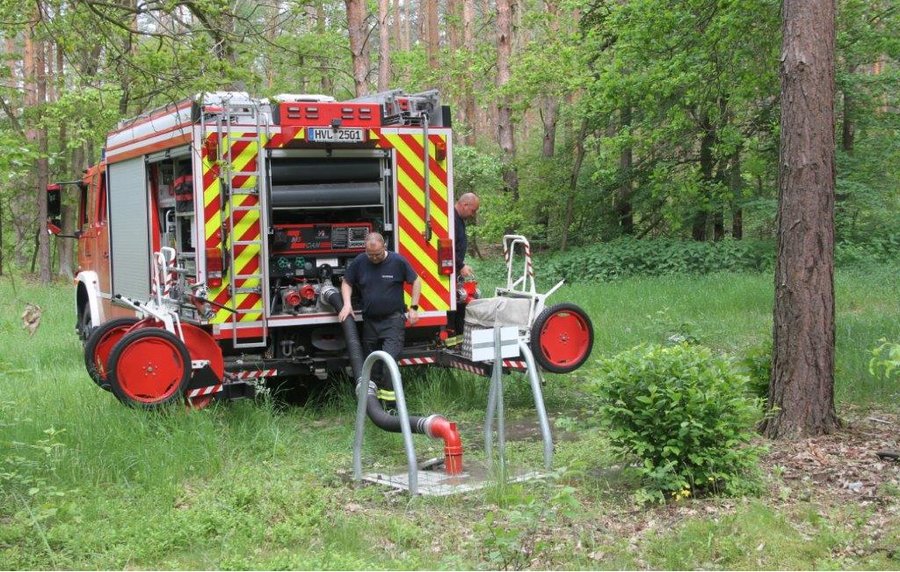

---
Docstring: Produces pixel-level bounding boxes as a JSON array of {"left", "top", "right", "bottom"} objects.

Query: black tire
[
  {"left": 529, "top": 302, "right": 594, "bottom": 374},
  {"left": 78, "top": 306, "right": 93, "bottom": 343},
  {"left": 83, "top": 317, "right": 141, "bottom": 390},
  {"left": 106, "top": 328, "right": 192, "bottom": 409}
]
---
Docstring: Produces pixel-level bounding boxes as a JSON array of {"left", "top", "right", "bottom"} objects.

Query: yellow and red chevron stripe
[
  {"left": 379, "top": 132, "right": 452, "bottom": 312},
  {"left": 201, "top": 131, "right": 265, "bottom": 324},
  {"left": 265, "top": 126, "right": 306, "bottom": 148}
]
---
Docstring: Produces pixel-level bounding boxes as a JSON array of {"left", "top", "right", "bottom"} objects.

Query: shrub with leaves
[
  {"left": 543, "top": 238, "right": 775, "bottom": 283},
  {"left": 590, "top": 344, "right": 763, "bottom": 503},
  {"left": 737, "top": 340, "right": 772, "bottom": 401},
  {"left": 869, "top": 339, "right": 900, "bottom": 382}
]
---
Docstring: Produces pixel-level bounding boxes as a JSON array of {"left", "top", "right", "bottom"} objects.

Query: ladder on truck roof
[{"left": 215, "top": 98, "right": 269, "bottom": 349}]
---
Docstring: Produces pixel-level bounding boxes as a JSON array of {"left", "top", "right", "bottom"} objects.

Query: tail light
[
  {"left": 437, "top": 238, "right": 454, "bottom": 275},
  {"left": 434, "top": 138, "right": 447, "bottom": 162},
  {"left": 206, "top": 248, "right": 223, "bottom": 287}
]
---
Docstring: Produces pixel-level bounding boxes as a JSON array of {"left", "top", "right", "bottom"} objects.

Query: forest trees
[{"left": 0, "top": 0, "right": 896, "bottom": 278}]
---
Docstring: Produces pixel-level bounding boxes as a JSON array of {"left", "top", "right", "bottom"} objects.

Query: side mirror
[{"left": 47, "top": 183, "right": 62, "bottom": 234}]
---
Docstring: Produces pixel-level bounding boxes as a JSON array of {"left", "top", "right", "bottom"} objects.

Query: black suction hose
[{"left": 322, "top": 285, "right": 430, "bottom": 435}]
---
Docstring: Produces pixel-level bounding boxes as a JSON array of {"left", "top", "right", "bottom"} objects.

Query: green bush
[
  {"left": 543, "top": 238, "right": 775, "bottom": 283},
  {"left": 835, "top": 233, "right": 900, "bottom": 267},
  {"left": 868, "top": 339, "right": 900, "bottom": 382},
  {"left": 736, "top": 341, "right": 772, "bottom": 401},
  {"left": 589, "top": 344, "right": 763, "bottom": 503}
]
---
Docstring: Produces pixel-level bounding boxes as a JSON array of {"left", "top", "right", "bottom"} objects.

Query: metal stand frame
[
  {"left": 484, "top": 326, "right": 554, "bottom": 473},
  {"left": 352, "top": 351, "right": 419, "bottom": 495},
  {"left": 351, "top": 333, "right": 554, "bottom": 496}
]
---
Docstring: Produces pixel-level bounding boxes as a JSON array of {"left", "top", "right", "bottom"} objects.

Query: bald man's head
[
  {"left": 365, "top": 232, "right": 387, "bottom": 263},
  {"left": 455, "top": 192, "right": 480, "bottom": 220}
]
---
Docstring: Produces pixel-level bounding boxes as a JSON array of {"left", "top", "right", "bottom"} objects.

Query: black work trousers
[{"left": 361, "top": 312, "right": 406, "bottom": 391}]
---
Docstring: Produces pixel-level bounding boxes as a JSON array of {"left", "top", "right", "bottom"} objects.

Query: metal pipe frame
[{"left": 352, "top": 350, "right": 419, "bottom": 495}]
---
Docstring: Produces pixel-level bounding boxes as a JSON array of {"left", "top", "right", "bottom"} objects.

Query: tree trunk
[
  {"left": 448, "top": 0, "right": 462, "bottom": 51},
  {"left": 392, "top": 0, "right": 402, "bottom": 50},
  {"left": 318, "top": 5, "right": 334, "bottom": 94},
  {"left": 712, "top": 211, "right": 725, "bottom": 241},
  {"left": 731, "top": 151, "right": 743, "bottom": 239},
  {"left": 345, "top": 0, "right": 370, "bottom": 96},
  {"left": 617, "top": 105, "right": 634, "bottom": 235},
  {"left": 496, "top": 0, "right": 518, "bottom": 198},
  {"left": 36, "top": 33, "right": 50, "bottom": 283},
  {"left": 560, "top": 120, "right": 589, "bottom": 251},
  {"left": 460, "top": 0, "right": 476, "bottom": 145},
  {"left": 418, "top": 0, "right": 427, "bottom": 46},
  {"left": 401, "top": 0, "right": 410, "bottom": 52},
  {"left": 694, "top": 108, "right": 717, "bottom": 241},
  {"left": 17, "top": 23, "right": 37, "bottom": 269},
  {"left": 54, "top": 39, "right": 75, "bottom": 277},
  {"left": 378, "top": 0, "right": 391, "bottom": 91},
  {"left": 541, "top": 97, "right": 559, "bottom": 157},
  {"left": 539, "top": 0, "right": 561, "bottom": 157},
  {"left": 762, "top": 0, "right": 839, "bottom": 439},
  {"left": 840, "top": 65, "right": 856, "bottom": 153},
  {"left": 426, "top": 0, "right": 439, "bottom": 69}
]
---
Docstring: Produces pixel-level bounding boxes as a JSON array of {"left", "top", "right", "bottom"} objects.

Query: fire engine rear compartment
[{"left": 265, "top": 149, "right": 393, "bottom": 319}]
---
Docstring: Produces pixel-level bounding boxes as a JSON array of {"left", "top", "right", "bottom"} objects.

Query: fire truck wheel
[
  {"left": 529, "top": 303, "right": 594, "bottom": 374},
  {"left": 107, "top": 329, "right": 192, "bottom": 408},
  {"left": 83, "top": 317, "right": 141, "bottom": 390},
  {"left": 78, "top": 307, "right": 93, "bottom": 343}
]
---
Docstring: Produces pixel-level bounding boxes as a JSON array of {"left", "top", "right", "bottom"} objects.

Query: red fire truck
[{"left": 48, "top": 89, "right": 593, "bottom": 410}]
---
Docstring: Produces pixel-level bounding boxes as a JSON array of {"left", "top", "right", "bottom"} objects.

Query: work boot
[{"left": 376, "top": 387, "right": 397, "bottom": 415}]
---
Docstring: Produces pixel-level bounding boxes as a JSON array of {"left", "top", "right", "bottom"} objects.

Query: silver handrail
[
  {"left": 519, "top": 339, "right": 553, "bottom": 470},
  {"left": 352, "top": 351, "right": 419, "bottom": 495},
  {"left": 484, "top": 326, "right": 554, "bottom": 473}
]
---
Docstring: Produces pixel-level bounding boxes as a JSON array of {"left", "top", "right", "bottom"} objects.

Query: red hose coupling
[{"left": 428, "top": 416, "right": 463, "bottom": 475}]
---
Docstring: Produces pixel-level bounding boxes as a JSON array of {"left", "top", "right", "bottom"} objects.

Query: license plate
[{"left": 307, "top": 127, "right": 366, "bottom": 143}]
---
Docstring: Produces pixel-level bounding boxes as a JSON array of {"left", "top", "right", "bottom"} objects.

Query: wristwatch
[{"left": 410, "top": 304, "right": 419, "bottom": 311}]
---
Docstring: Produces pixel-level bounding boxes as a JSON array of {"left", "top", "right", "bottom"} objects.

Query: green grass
[{"left": 1, "top": 265, "right": 898, "bottom": 569}]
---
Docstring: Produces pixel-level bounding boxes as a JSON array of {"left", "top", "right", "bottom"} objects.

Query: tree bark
[
  {"left": 730, "top": 150, "right": 743, "bottom": 239},
  {"left": 560, "top": 120, "right": 589, "bottom": 251},
  {"left": 425, "top": 0, "right": 439, "bottom": 69},
  {"left": 392, "top": 0, "right": 402, "bottom": 50},
  {"left": 694, "top": 108, "right": 716, "bottom": 241},
  {"left": 345, "top": 0, "right": 370, "bottom": 96},
  {"left": 378, "top": 0, "right": 391, "bottom": 91},
  {"left": 54, "top": 38, "right": 75, "bottom": 278},
  {"left": 448, "top": 0, "right": 462, "bottom": 51},
  {"left": 36, "top": 31, "right": 50, "bottom": 283},
  {"left": 318, "top": 5, "right": 334, "bottom": 94},
  {"left": 617, "top": 105, "right": 634, "bottom": 235},
  {"left": 840, "top": 65, "right": 856, "bottom": 153},
  {"left": 460, "top": 0, "right": 476, "bottom": 145},
  {"left": 418, "top": 0, "right": 427, "bottom": 46},
  {"left": 16, "top": 25, "right": 37, "bottom": 269},
  {"left": 496, "top": 0, "right": 519, "bottom": 198},
  {"left": 401, "top": 0, "right": 410, "bottom": 52},
  {"left": 763, "top": 0, "right": 839, "bottom": 439}
]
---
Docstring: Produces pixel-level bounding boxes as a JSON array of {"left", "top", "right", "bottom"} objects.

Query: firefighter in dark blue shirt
[
  {"left": 454, "top": 192, "right": 480, "bottom": 277},
  {"left": 451, "top": 192, "right": 480, "bottom": 333},
  {"left": 339, "top": 233, "right": 421, "bottom": 403}
]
